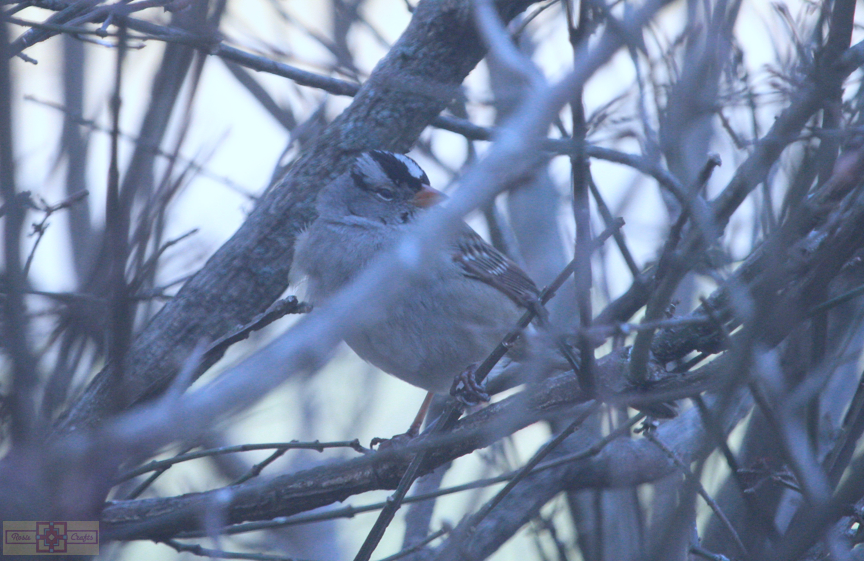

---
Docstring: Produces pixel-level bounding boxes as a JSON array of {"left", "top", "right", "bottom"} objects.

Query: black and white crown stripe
[
  {"left": 352, "top": 151, "right": 430, "bottom": 193},
  {"left": 351, "top": 151, "right": 541, "bottom": 308},
  {"left": 382, "top": 152, "right": 428, "bottom": 183}
]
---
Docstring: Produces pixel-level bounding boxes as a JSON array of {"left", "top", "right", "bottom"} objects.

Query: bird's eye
[{"left": 375, "top": 188, "right": 395, "bottom": 201}]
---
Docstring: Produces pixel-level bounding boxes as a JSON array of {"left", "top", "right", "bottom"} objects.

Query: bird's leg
[
  {"left": 407, "top": 391, "right": 434, "bottom": 437},
  {"left": 450, "top": 362, "right": 491, "bottom": 406},
  {"left": 371, "top": 391, "right": 434, "bottom": 450}
]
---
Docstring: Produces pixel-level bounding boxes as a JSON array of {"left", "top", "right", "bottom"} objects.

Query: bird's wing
[{"left": 452, "top": 227, "right": 540, "bottom": 308}]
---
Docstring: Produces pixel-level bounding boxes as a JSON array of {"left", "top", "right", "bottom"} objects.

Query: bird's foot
[
  {"left": 370, "top": 391, "right": 436, "bottom": 450},
  {"left": 370, "top": 427, "right": 419, "bottom": 451},
  {"left": 450, "top": 363, "right": 490, "bottom": 406}
]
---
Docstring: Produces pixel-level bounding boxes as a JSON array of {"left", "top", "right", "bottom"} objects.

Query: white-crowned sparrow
[{"left": 292, "top": 150, "right": 541, "bottom": 401}]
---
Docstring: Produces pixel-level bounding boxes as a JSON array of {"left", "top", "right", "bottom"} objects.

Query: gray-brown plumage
[{"left": 293, "top": 151, "right": 539, "bottom": 394}]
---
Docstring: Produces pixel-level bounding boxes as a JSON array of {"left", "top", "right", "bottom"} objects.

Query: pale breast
[
  {"left": 344, "top": 275, "right": 523, "bottom": 393},
  {"left": 295, "top": 218, "right": 525, "bottom": 394}
]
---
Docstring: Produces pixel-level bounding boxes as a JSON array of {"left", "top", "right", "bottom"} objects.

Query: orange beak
[{"left": 412, "top": 185, "right": 446, "bottom": 208}]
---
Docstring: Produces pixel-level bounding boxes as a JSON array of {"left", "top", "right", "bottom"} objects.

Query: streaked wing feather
[{"left": 452, "top": 228, "right": 540, "bottom": 307}]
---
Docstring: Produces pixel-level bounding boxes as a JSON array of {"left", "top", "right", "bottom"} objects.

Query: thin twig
[
  {"left": 22, "top": 189, "right": 88, "bottom": 278},
  {"left": 690, "top": 544, "right": 731, "bottom": 561},
  {"left": 377, "top": 525, "right": 450, "bottom": 561},
  {"left": 0, "top": 14, "right": 37, "bottom": 443},
  {"left": 198, "top": 296, "right": 312, "bottom": 370},
  {"left": 352, "top": 215, "right": 625, "bottom": 561},
  {"left": 824, "top": 369, "right": 864, "bottom": 480},
  {"left": 568, "top": 0, "right": 596, "bottom": 395},
  {"left": 128, "top": 228, "right": 198, "bottom": 292},
  {"left": 230, "top": 449, "right": 288, "bottom": 486},
  {"left": 644, "top": 430, "right": 748, "bottom": 558},
  {"left": 808, "top": 282, "right": 864, "bottom": 316},
  {"left": 435, "top": 403, "right": 599, "bottom": 556},
  {"left": 692, "top": 395, "right": 781, "bottom": 539},
  {"left": 25, "top": 95, "right": 257, "bottom": 198},
  {"left": 105, "top": 22, "right": 132, "bottom": 392},
  {"left": 15, "top": 8, "right": 713, "bottom": 211},
  {"left": 117, "top": 439, "right": 366, "bottom": 482},
  {"left": 175, "top": 411, "right": 645, "bottom": 539},
  {"left": 511, "top": 0, "right": 561, "bottom": 38},
  {"left": 587, "top": 175, "right": 640, "bottom": 277},
  {"left": 122, "top": 443, "right": 197, "bottom": 500},
  {"left": 629, "top": 154, "right": 723, "bottom": 384},
  {"left": 163, "top": 539, "right": 306, "bottom": 561}
]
